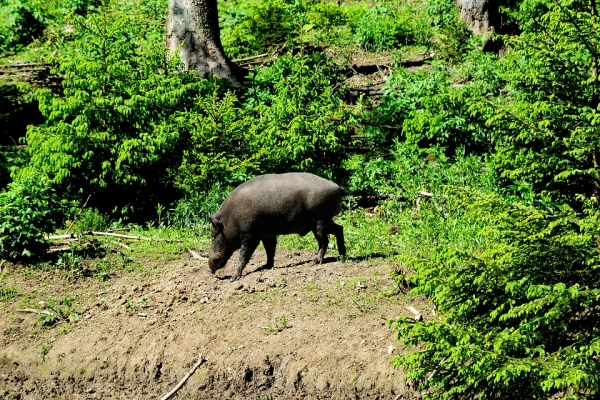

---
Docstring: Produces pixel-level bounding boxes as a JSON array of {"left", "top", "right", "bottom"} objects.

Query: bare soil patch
[{"left": 0, "top": 247, "right": 428, "bottom": 399}]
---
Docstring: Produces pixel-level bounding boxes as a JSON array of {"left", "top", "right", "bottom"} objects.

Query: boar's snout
[
  {"left": 208, "top": 258, "right": 224, "bottom": 273},
  {"left": 208, "top": 259, "right": 216, "bottom": 273}
]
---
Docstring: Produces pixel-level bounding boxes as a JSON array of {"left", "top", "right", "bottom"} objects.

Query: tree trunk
[
  {"left": 457, "top": 0, "right": 498, "bottom": 35},
  {"left": 166, "top": 0, "right": 245, "bottom": 86}
]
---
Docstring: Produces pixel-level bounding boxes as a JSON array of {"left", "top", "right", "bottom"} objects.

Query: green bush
[
  {"left": 166, "top": 183, "right": 229, "bottom": 229},
  {"left": 0, "top": 175, "right": 73, "bottom": 260},
  {"left": 391, "top": 192, "right": 600, "bottom": 399},
  {"left": 350, "top": 2, "right": 432, "bottom": 51},
  {"left": 20, "top": 2, "right": 213, "bottom": 219},
  {"left": 369, "top": 51, "right": 501, "bottom": 155},
  {"left": 174, "top": 88, "right": 258, "bottom": 195},
  {"left": 174, "top": 53, "right": 355, "bottom": 198},
  {"left": 484, "top": 0, "right": 600, "bottom": 204},
  {"left": 0, "top": 0, "right": 46, "bottom": 52},
  {"left": 243, "top": 53, "right": 355, "bottom": 178},
  {"left": 220, "top": 0, "right": 307, "bottom": 59},
  {"left": 344, "top": 141, "right": 497, "bottom": 198}
]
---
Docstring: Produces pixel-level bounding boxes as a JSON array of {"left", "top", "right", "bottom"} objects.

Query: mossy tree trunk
[{"left": 166, "top": 0, "right": 245, "bottom": 86}]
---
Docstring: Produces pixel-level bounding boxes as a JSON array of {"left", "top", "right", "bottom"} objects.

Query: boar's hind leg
[
  {"left": 331, "top": 222, "right": 346, "bottom": 256},
  {"left": 312, "top": 220, "right": 331, "bottom": 264},
  {"left": 313, "top": 220, "right": 346, "bottom": 264},
  {"left": 231, "top": 238, "right": 260, "bottom": 281},
  {"left": 262, "top": 236, "right": 277, "bottom": 269}
]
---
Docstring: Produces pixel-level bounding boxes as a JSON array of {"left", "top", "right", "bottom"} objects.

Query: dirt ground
[{"left": 0, "top": 245, "right": 430, "bottom": 399}]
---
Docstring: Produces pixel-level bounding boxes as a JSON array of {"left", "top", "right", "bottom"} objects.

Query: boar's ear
[{"left": 209, "top": 215, "right": 224, "bottom": 234}]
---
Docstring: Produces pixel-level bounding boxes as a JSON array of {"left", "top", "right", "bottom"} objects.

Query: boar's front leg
[{"left": 231, "top": 237, "right": 260, "bottom": 281}]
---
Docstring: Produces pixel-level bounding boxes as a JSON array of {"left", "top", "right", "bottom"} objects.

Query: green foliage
[
  {"left": 174, "top": 54, "right": 354, "bottom": 199},
  {"left": 350, "top": 2, "right": 432, "bottom": 51},
  {"left": 344, "top": 142, "right": 497, "bottom": 197},
  {"left": 391, "top": 192, "right": 600, "bottom": 399},
  {"left": 0, "top": 174, "right": 73, "bottom": 260},
  {"left": 0, "top": 0, "right": 46, "bottom": 53},
  {"left": 36, "top": 296, "right": 79, "bottom": 326},
  {"left": 167, "top": 183, "right": 229, "bottom": 229},
  {"left": 0, "top": 274, "right": 18, "bottom": 302},
  {"left": 485, "top": 0, "right": 600, "bottom": 202},
  {"left": 370, "top": 52, "right": 500, "bottom": 155},
  {"left": 21, "top": 2, "right": 213, "bottom": 218},
  {"left": 220, "top": 0, "right": 308, "bottom": 58},
  {"left": 219, "top": 0, "right": 442, "bottom": 58},
  {"left": 174, "top": 88, "right": 258, "bottom": 194},
  {"left": 70, "top": 208, "right": 110, "bottom": 232},
  {"left": 244, "top": 53, "right": 354, "bottom": 178}
]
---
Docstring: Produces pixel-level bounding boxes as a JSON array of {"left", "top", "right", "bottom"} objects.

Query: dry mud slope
[{"left": 0, "top": 248, "right": 429, "bottom": 399}]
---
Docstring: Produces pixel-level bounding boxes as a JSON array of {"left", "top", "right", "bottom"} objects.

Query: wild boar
[{"left": 208, "top": 172, "right": 347, "bottom": 281}]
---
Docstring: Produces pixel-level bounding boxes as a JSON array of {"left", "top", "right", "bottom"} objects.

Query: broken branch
[
  {"left": 17, "top": 308, "right": 53, "bottom": 316},
  {"left": 48, "top": 231, "right": 182, "bottom": 242},
  {"left": 188, "top": 249, "right": 208, "bottom": 260},
  {"left": 405, "top": 306, "right": 423, "bottom": 322},
  {"left": 160, "top": 350, "right": 206, "bottom": 400}
]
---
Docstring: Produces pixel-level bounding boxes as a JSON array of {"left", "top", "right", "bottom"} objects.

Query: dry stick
[
  {"left": 17, "top": 308, "right": 53, "bottom": 316},
  {"left": 64, "top": 194, "right": 92, "bottom": 235},
  {"left": 86, "top": 231, "right": 182, "bottom": 242},
  {"left": 160, "top": 351, "right": 206, "bottom": 400},
  {"left": 48, "top": 232, "right": 182, "bottom": 242},
  {"left": 188, "top": 249, "right": 208, "bottom": 260},
  {"left": 232, "top": 52, "right": 269, "bottom": 63},
  {"left": 352, "top": 299, "right": 367, "bottom": 313}
]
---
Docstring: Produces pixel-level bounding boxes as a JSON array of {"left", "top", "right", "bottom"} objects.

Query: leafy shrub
[
  {"left": 243, "top": 53, "right": 355, "bottom": 179},
  {"left": 485, "top": 0, "right": 600, "bottom": 203},
  {"left": 426, "top": 0, "right": 456, "bottom": 28},
  {"left": 21, "top": 3, "right": 213, "bottom": 219},
  {"left": 350, "top": 3, "right": 432, "bottom": 51},
  {"left": 0, "top": 0, "right": 46, "bottom": 52},
  {"left": 371, "top": 52, "right": 500, "bottom": 155},
  {"left": 0, "top": 175, "right": 73, "bottom": 260},
  {"left": 220, "top": 0, "right": 307, "bottom": 59},
  {"left": 174, "top": 89, "right": 258, "bottom": 195},
  {"left": 70, "top": 208, "right": 110, "bottom": 232},
  {"left": 166, "top": 183, "right": 229, "bottom": 228},
  {"left": 344, "top": 141, "right": 497, "bottom": 198},
  {"left": 0, "top": 145, "right": 28, "bottom": 190},
  {"left": 174, "top": 53, "right": 355, "bottom": 198},
  {"left": 392, "top": 192, "right": 600, "bottom": 399}
]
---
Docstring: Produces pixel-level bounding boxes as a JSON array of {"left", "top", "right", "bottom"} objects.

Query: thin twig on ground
[
  {"left": 160, "top": 350, "right": 206, "bottom": 400},
  {"left": 189, "top": 249, "right": 208, "bottom": 260},
  {"left": 16, "top": 308, "right": 53, "bottom": 316},
  {"left": 48, "top": 231, "right": 182, "bottom": 242}
]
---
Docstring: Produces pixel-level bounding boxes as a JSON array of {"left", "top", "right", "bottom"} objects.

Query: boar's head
[{"left": 208, "top": 215, "right": 235, "bottom": 273}]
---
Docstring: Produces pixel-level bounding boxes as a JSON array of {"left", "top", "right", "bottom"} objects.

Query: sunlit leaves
[
  {"left": 21, "top": 1, "right": 211, "bottom": 218},
  {"left": 392, "top": 191, "right": 600, "bottom": 399}
]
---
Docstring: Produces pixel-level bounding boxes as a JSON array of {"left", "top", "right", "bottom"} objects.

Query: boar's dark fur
[{"left": 208, "top": 172, "right": 347, "bottom": 281}]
